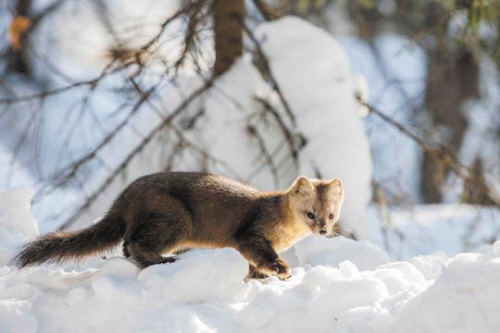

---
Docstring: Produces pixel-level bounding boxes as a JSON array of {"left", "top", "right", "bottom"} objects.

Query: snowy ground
[{"left": 1, "top": 189, "right": 499, "bottom": 333}]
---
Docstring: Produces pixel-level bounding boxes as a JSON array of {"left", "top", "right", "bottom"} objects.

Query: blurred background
[{"left": 1, "top": 0, "right": 499, "bottom": 259}]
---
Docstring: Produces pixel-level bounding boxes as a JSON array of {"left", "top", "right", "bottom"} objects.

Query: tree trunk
[
  {"left": 421, "top": 46, "right": 480, "bottom": 202},
  {"left": 212, "top": 0, "right": 245, "bottom": 77}
]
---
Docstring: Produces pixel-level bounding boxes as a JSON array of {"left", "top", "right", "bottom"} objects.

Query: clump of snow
[
  {"left": 2, "top": 189, "right": 500, "bottom": 333},
  {"left": 0, "top": 188, "right": 39, "bottom": 265},
  {"left": 0, "top": 188, "right": 37, "bottom": 238}
]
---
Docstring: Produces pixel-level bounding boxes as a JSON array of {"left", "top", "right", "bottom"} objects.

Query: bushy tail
[{"left": 10, "top": 214, "right": 126, "bottom": 268}]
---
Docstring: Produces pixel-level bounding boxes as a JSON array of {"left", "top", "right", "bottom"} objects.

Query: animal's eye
[
  {"left": 329, "top": 213, "right": 335, "bottom": 220},
  {"left": 307, "top": 212, "right": 315, "bottom": 219}
]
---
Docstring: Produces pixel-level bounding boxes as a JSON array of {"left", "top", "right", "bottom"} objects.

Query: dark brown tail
[{"left": 10, "top": 214, "right": 126, "bottom": 268}]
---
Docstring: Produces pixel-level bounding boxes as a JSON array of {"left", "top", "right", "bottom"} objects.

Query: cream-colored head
[{"left": 287, "top": 176, "right": 344, "bottom": 236}]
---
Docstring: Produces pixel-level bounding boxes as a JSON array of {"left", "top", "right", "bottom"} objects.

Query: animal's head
[{"left": 287, "top": 176, "right": 344, "bottom": 237}]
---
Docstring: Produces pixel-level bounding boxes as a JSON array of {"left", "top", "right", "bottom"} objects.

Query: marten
[{"left": 11, "top": 172, "right": 344, "bottom": 279}]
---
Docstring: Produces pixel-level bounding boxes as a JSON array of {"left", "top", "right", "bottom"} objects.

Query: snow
[
  {"left": 1, "top": 189, "right": 500, "bottom": 333},
  {"left": 392, "top": 249, "right": 500, "bottom": 333}
]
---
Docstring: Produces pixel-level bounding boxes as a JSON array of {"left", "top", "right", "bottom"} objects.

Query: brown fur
[{"left": 11, "top": 172, "right": 344, "bottom": 279}]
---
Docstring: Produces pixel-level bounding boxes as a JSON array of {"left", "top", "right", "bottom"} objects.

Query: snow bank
[{"left": 1, "top": 190, "right": 500, "bottom": 333}]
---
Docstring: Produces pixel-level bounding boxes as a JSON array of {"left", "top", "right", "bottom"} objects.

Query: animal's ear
[
  {"left": 327, "top": 178, "right": 344, "bottom": 197},
  {"left": 288, "top": 176, "right": 314, "bottom": 196}
]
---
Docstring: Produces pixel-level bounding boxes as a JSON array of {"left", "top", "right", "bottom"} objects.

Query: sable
[{"left": 11, "top": 172, "right": 344, "bottom": 279}]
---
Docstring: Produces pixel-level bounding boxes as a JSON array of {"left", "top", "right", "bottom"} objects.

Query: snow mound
[
  {"left": 293, "top": 235, "right": 390, "bottom": 270},
  {"left": 393, "top": 243, "right": 500, "bottom": 333},
  {"left": 137, "top": 248, "right": 249, "bottom": 304}
]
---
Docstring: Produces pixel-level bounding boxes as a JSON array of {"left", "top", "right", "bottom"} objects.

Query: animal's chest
[{"left": 269, "top": 220, "right": 311, "bottom": 253}]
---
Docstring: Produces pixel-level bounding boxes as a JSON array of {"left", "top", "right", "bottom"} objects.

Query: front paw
[{"left": 268, "top": 258, "right": 290, "bottom": 280}]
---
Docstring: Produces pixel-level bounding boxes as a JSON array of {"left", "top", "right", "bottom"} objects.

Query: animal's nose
[{"left": 319, "top": 229, "right": 327, "bottom": 235}]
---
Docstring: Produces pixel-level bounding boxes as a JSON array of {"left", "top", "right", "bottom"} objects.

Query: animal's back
[{"left": 113, "top": 172, "right": 259, "bottom": 246}]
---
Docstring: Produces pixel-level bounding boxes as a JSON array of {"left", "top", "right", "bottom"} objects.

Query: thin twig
[
  {"left": 251, "top": 0, "right": 280, "bottom": 21},
  {"left": 174, "top": 0, "right": 206, "bottom": 72},
  {"left": 254, "top": 96, "right": 304, "bottom": 161},
  {"left": 243, "top": 23, "right": 297, "bottom": 128},
  {"left": 246, "top": 124, "right": 280, "bottom": 188}
]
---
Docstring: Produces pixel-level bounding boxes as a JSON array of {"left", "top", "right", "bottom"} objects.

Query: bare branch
[
  {"left": 246, "top": 124, "right": 280, "bottom": 188},
  {"left": 251, "top": 0, "right": 280, "bottom": 21},
  {"left": 139, "top": 0, "right": 204, "bottom": 52},
  {"left": 0, "top": 60, "right": 117, "bottom": 104},
  {"left": 254, "top": 96, "right": 304, "bottom": 162},
  {"left": 174, "top": 0, "right": 206, "bottom": 72},
  {"left": 359, "top": 95, "right": 500, "bottom": 207}
]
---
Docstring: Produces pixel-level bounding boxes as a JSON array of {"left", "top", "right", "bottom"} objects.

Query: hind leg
[
  {"left": 123, "top": 239, "right": 174, "bottom": 266},
  {"left": 125, "top": 222, "right": 187, "bottom": 268},
  {"left": 124, "top": 198, "right": 192, "bottom": 268},
  {"left": 125, "top": 242, "right": 176, "bottom": 268}
]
